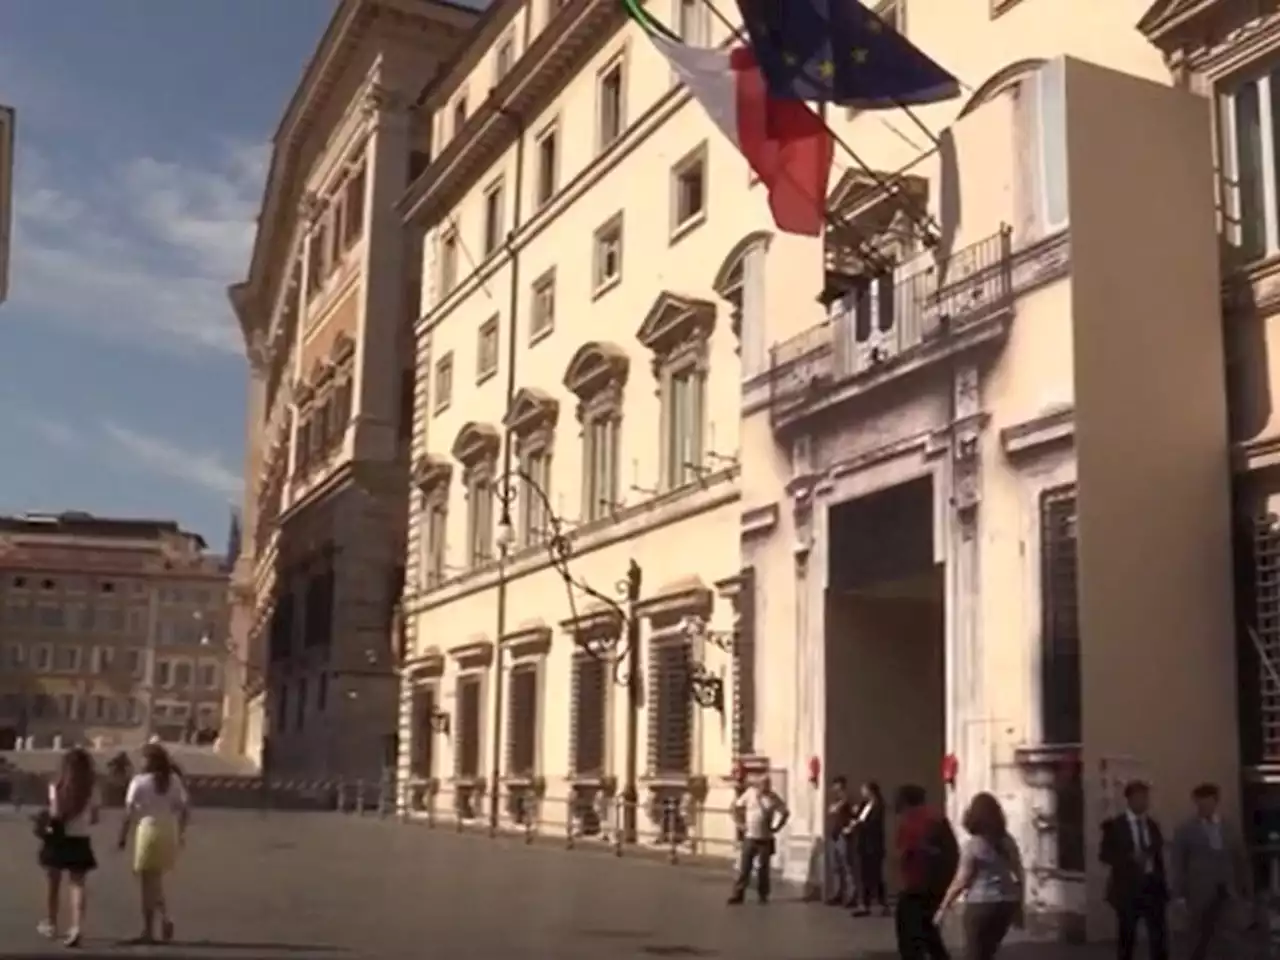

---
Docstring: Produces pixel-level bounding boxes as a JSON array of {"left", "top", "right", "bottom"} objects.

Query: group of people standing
[{"left": 35, "top": 741, "right": 191, "bottom": 948}]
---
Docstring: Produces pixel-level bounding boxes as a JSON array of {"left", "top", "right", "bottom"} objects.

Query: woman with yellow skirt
[{"left": 117, "top": 743, "right": 189, "bottom": 945}]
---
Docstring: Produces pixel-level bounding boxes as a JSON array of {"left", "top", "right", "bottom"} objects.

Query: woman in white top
[
  {"left": 37, "top": 747, "right": 100, "bottom": 947},
  {"left": 117, "top": 743, "right": 189, "bottom": 945}
]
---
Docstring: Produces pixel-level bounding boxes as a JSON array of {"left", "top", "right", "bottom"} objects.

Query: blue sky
[{"left": 0, "top": 1, "right": 334, "bottom": 548}]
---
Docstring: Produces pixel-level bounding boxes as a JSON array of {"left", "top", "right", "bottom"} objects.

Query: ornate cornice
[{"left": 563, "top": 340, "right": 630, "bottom": 400}]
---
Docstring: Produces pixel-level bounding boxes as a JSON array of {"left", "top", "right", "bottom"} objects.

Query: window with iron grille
[
  {"left": 456, "top": 676, "right": 482, "bottom": 778},
  {"left": 506, "top": 664, "right": 539, "bottom": 776},
  {"left": 303, "top": 558, "right": 334, "bottom": 648},
  {"left": 411, "top": 686, "right": 436, "bottom": 778},
  {"left": 1240, "top": 511, "right": 1280, "bottom": 764},
  {"left": 571, "top": 653, "right": 608, "bottom": 776},
  {"left": 1039, "top": 485, "right": 1084, "bottom": 872},
  {"left": 648, "top": 638, "right": 693, "bottom": 776},
  {"left": 268, "top": 589, "right": 294, "bottom": 662}
]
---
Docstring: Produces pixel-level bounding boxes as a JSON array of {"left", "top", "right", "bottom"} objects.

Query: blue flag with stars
[{"left": 734, "top": 0, "right": 960, "bottom": 108}]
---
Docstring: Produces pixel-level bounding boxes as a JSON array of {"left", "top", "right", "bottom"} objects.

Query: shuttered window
[
  {"left": 410, "top": 686, "right": 436, "bottom": 778},
  {"left": 648, "top": 639, "right": 692, "bottom": 776},
  {"left": 506, "top": 664, "right": 538, "bottom": 776},
  {"left": 456, "top": 676, "right": 482, "bottom": 778},
  {"left": 571, "top": 654, "right": 607, "bottom": 776}
]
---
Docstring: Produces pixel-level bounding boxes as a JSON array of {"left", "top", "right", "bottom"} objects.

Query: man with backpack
[{"left": 894, "top": 783, "right": 958, "bottom": 960}]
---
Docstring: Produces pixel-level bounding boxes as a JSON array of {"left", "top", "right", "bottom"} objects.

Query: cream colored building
[
  {"left": 394, "top": 0, "right": 1278, "bottom": 941},
  {"left": 226, "top": 0, "right": 479, "bottom": 780}
]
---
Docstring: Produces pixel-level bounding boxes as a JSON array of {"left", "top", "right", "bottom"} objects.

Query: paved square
[{"left": 0, "top": 810, "right": 1117, "bottom": 959}]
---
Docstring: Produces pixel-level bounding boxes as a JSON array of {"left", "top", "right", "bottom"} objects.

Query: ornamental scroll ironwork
[{"left": 493, "top": 469, "right": 639, "bottom": 687}]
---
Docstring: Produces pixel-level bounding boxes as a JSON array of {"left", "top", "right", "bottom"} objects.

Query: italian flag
[{"left": 623, "top": 0, "right": 833, "bottom": 237}]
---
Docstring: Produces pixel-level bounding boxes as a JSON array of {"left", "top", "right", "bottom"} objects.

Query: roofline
[
  {"left": 411, "top": 0, "right": 521, "bottom": 112},
  {"left": 232, "top": 0, "right": 370, "bottom": 349}
]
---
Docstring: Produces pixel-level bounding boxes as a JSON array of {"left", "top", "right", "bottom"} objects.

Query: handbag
[{"left": 31, "top": 809, "right": 64, "bottom": 840}]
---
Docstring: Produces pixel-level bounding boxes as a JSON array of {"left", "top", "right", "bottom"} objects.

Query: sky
[{"left": 0, "top": 1, "right": 335, "bottom": 549}]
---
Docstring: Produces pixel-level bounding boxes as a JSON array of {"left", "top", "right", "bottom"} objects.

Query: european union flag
[{"left": 734, "top": 0, "right": 960, "bottom": 108}]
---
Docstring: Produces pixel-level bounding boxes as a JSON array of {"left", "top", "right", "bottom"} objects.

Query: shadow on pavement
[{"left": 162, "top": 941, "right": 347, "bottom": 953}]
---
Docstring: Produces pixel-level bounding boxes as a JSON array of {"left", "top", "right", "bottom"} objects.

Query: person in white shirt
[
  {"left": 117, "top": 743, "right": 190, "bottom": 945},
  {"left": 36, "top": 747, "right": 101, "bottom": 947},
  {"left": 728, "top": 774, "right": 790, "bottom": 905}
]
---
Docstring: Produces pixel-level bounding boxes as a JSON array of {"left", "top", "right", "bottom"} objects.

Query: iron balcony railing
[{"left": 768, "top": 227, "right": 1014, "bottom": 422}]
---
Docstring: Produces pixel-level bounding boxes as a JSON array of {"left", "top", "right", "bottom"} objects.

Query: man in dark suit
[{"left": 1100, "top": 780, "right": 1169, "bottom": 960}]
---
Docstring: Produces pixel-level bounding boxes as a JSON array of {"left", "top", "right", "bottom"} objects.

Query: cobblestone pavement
[{"left": 0, "top": 810, "right": 1120, "bottom": 959}]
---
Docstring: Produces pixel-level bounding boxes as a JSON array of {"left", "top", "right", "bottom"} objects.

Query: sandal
[{"left": 37, "top": 920, "right": 56, "bottom": 939}]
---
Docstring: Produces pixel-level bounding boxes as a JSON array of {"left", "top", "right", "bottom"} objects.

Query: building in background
[
  {"left": 227, "top": 0, "right": 479, "bottom": 781},
  {"left": 0, "top": 512, "right": 230, "bottom": 750}
]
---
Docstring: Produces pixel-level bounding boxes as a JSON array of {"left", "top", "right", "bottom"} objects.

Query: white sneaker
[{"left": 37, "top": 920, "right": 56, "bottom": 939}]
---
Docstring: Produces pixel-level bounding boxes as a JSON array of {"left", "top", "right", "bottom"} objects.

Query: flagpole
[{"left": 698, "top": 0, "right": 943, "bottom": 244}]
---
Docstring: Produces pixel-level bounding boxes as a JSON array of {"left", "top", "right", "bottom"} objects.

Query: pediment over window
[
  {"left": 563, "top": 341, "right": 630, "bottom": 399},
  {"left": 503, "top": 387, "right": 559, "bottom": 435},
  {"left": 712, "top": 231, "right": 773, "bottom": 297},
  {"left": 634, "top": 574, "right": 714, "bottom": 625},
  {"left": 411, "top": 454, "right": 452, "bottom": 493},
  {"left": 1136, "top": 0, "right": 1215, "bottom": 46},
  {"left": 451, "top": 421, "right": 500, "bottom": 466},
  {"left": 634, "top": 292, "right": 716, "bottom": 358},
  {"left": 330, "top": 331, "right": 355, "bottom": 365},
  {"left": 828, "top": 170, "right": 929, "bottom": 238}
]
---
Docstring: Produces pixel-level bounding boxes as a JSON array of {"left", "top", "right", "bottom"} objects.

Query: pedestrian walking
[
  {"left": 894, "top": 783, "right": 956, "bottom": 960},
  {"left": 36, "top": 746, "right": 100, "bottom": 947},
  {"left": 1099, "top": 780, "right": 1169, "bottom": 960},
  {"left": 826, "top": 776, "right": 857, "bottom": 905},
  {"left": 727, "top": 774, "right": 790, "bottom": 905},
  {"left": 934, "top": 792, "right": 1025, "bottom": 960},
  {"left": 852, "top": 780, "right": 889, "bottom": 917},
  {"left": 117, "top": 742, "right": 190, "bottom": 945},
  {"left": 1169, "top": 782, "right": 1251, "bottom": 960}
]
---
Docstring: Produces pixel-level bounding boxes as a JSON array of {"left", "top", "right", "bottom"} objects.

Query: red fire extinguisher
[
  {"left": 941, "top": 753, "right": 959, "bottom": 789},
  {"left": 807, "top": 755, "right": 821, "bottom": 786}
]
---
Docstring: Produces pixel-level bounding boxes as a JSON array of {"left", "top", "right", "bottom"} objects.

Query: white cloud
[
  {"left": 9, "top": 139, "right": 267, "bottom": 356},
  {"left": 17, "top": 413, "right": 81, "bottom": 450},
  {"left": 102, "top": 421, "right": 242, "bottom": 499}
]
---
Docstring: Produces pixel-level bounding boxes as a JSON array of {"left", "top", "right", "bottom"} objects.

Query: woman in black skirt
[
  {"left": 851, "top": 780, "right": 889, "bottom": 916},
  {"left": 37, "top": 747, "right": 100, "bottom": 947}
]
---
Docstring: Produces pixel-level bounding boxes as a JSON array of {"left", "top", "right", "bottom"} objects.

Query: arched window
[{"left": 712, "top": 232, "right": 772, "bottom": 378}]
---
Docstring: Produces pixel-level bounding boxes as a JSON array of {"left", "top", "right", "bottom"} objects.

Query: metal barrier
[{"left": 393, "top": 779, "right": 742, "bottom": 868}]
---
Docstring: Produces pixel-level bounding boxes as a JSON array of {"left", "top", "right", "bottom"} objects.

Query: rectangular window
[
  {"left": 506, "top": 663, "right": 538, "bottom": 777},
  {"left": 126, "top": 648, "right": 144, "bottom": 679},
  {"left": 592, "top": 214, "right": 624, "bottom": 293},
  {"left": 342, "top": 166, "right": 365, "bottom": 249},
  {"left": 296, "top": 677, "right": 308, "bottom": 730},
  {"left": 439, "top": 228, "right": 460, "bottom": 297},
  {"left": 530, "top": 269, "right": 555, "bottom": 342},
  {"left": 91, "top": 646, "right": 114, "bottom": 674},
  {"left": 411, "top": 685, "right": 437, "bottom": 777},
  {"left": 275, "top": 684, "right": 289, "bottom": 734},
  {"left": 423, "top": 498, "right": 448, "bottom": 587},
  {"left": 535, "top": 124, "right": 559, "bottom": 207},
  {"left": 200, "top": 663, "right": 219, "bottom": 690},
  {"left": 671, "top": 145, "right": 707, "bottom": 236},
  {"left": 307, "top": 229, "right": 324, "bottom": 299},
  {"left": 156, "top": 660, "right": 173, "bottom": 688},
  {"left": 5, "top": 643, "right": 25, "bottom": 669},
  {"left": 434, "top": 352, "right": 454, "bottom": 413},
  {"left": 519, "top": 446, "right": 552, "bottom": 545},
  {"left": 477, "top": 315, "right": 500, "bottom": 382},
  {"left": 583, "top": 415, "right": 620, "bottom": 522},
  {"left": 676, "top": 0, "right": 708, "bottom": 46},
  {"left": 482, "top": 179, "right": 505, "bottom": 257},
  {"left": 452, "top": 95, "right": 468, "bottom": 137},
  {"left": 648, "top": 639, "right": 693, "bottom": 776},
  {"left": 495, "top": 34, "right": 515, "bottom": 83},
  {"left": 456, "top": 675, "right": 482, "bottom": 778},
  {"left": 59, "top": 694, "right": 77, "bottom": 721},
  {"left": 174, "top": 661, "right": 193, "bottom": 689},
  {"left": 467, "top": 475, "right": 494, "bottom": 566},
  {"left": 597, "top": 59, "right": 625, "bottom": 151},
  {"left": 33, "top": 644, "right": 52, "bottom": 672},
  {"left": 1219, "top": 69, "right": 1280, "bottom": 262},
  {"left": 571, "top": 654, "right": 607, "bottom": 776},
  {"left": 1039, "top": 485, "right": 1084, "bottom": 873},
  {"left": 663, "top": 367, "right": 705, "bottom": 489},
  {"left": 55, "top": 644, "right": 81, "bottom": 673}
]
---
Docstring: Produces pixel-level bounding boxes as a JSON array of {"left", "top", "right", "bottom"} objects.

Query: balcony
[{"left": 767, "top": 228, "right": 1014, "bottom": 431}]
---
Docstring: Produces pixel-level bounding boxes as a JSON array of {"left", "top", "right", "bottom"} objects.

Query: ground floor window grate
[
  {"left": 456, "top": 676, "right": 482, "bottom": 779},
  {"left": 410, "top": 685, "right": 436, "bottom": 778},
  {"left": 571, "top": 654, "right": 608, "bottom": 776},
  {"left": 1242, "top": 511, "right": 1280, "bottom": 763},
  {"left": 648, "top": 638, "right": 692, "bottom": 777},
  {"left": 506, "top": 664, "right": 538, "bottom": 777}
]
